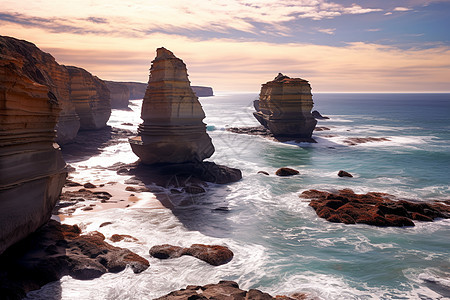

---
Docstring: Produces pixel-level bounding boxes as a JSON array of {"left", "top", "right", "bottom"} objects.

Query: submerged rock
[
  {"left": 0, "top": 39, "right": 67, "bottom": 254},
  {"left": 338, "top": 170, "right": 353, "bottom": 177},
  {"left": 155, "top": 281, "right": 307, "bottom": 300},
  {"left": 65, "top": 66, "right": 111, "bottom": 130},
  {"left": 0, "top": 220, "right": 149, "bottom": 297},
  {"left": 149, "top": 244, "right": 233, "bottom": 266},
  {"left": 301, "top": 189, "right": 450, "bottom": 227},
  {"left": 253, "top": 73, "right": 317, "bottom": 138},
  {"left": 129, "top": 47, "right": 214, "bottom": 164},
  {"left": 312, "top": 110, "right": 329, "bottom": 119},
  {"left": 276, "top": 167, "right": 300, "bottom": 176},
  {"left": 0, "top": 35, "right": 80, "bottom": 144}
]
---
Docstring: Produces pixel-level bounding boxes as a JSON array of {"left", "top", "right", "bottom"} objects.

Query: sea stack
[
  {"left": 253, "top": 73, "right": 317, "bottom": 138},
  {"left": 0, "top": 43, "right": 67, "bottom": 254},
  {"left": 129, "top": 47, "right": 214, "bottom": 164},
  {"left": 65, "top": 66, "right": 111, "bottom": 130}
]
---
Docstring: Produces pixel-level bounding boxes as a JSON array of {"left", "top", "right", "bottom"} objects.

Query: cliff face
[
  {"left": 192, "top": 86, "right": 214, "bottom": 97},
  {"left": 112, "top": 81, "right": 214, "bottom": 99},
  {"left": 65, "top": 66, "right": 111, "bottom": 130},
  {"left": 0, "top": 36, "right": 80, "bottom": 144},
  {"left": 105, "top": 81, "right": 130, "bottom": 108},
  {"left": 129, "top": 47, "right": 214, "bottom": 164},
  {"left": 253, "top": 73, "right": 317, "bottom": 137},
  {"left": 0, "top": 46, "right": 67, "bottom": 254}
]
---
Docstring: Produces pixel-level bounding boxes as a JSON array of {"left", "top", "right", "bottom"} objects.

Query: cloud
[
  {"left": 317, "top": 28, "right": 336, "bottom": 35},
  {"left": 366, "top": 28, "right": 381, "bottom": 32},
  {"left": 394, "top": 7, "right": 412, "bottom": 11}
]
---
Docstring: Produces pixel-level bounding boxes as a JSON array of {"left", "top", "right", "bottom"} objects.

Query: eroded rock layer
[
  {"left": 0, "top": 45, "right": 67, "bottom": 254},
  {"left": 105, "top": 80, "right": 130, "bottom": 108},
  {"left": 254, "top": 73, "right": 317, "bottom": 137},
  {"left": 129, "top": 47, "right": 214, "bottom": 164},
  {"left": 0, "top": 35, "right": 79, "bottom": 144},
  {"left": 65, "top": 66, "right": 111, "bottom": 130}
]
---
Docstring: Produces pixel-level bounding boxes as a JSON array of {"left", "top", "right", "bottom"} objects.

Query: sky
[{"left": 1, "top": 0, "right": 449, "bottom": 92}]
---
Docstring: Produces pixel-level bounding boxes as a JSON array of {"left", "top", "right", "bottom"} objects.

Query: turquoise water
[{"left": 27, "top": 93, "right": 450, "bottom": 299}]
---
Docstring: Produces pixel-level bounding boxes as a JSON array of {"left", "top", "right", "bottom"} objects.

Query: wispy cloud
[
  {"left": 317, "top": 28, "right": 336, "bottom": 35},
  {"left": 394, "top": 7, "right": 413, "bottom": 11}
]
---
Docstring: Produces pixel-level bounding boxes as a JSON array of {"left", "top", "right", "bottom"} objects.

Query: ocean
[{"left": 26, "top": 93, "right": 450, "bottom": 299}]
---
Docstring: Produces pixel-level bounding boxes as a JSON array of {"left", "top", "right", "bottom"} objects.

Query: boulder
[
  {"left": 338, "top": 170, "right": 353, "bottom": 177},
  {"left": 253, "top": 73, "right": 317, "bottom": 138},
  {"left": 0, "top": 220, "right": 149, "bottom": 297},
  {"left": 105, "top": 80, "right": 130, "bottom": 108},
  {"left": 312, "top": 110, "right": 329, "bottom": 119},
  {"left": 149, "top": 244, "right": 233, "bottom": 266},
  {"left": 275, "top": 167, "right": 300, "bottom": 176},
  {"left": 0, "top": 42, "right": 67, "bottom": 254},
  {"left": 129, "top": 48, "right": 214, "bottom": 164},
  {"left": 301, "top": 189, "right": 450, "bottom": 227},
  {"left": 65, "top": 66, "right": 111, "bottom": 130},
  {"left": 0, "top": 35, "right": 79, "bottom": 144}
]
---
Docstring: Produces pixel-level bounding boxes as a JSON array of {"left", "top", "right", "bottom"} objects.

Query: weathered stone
[
  {"left": 0, "top": 38, "right": 67, "bottom": 255},
  {"left": 129, "top": 48, "right": 214, "bottom": 164},
  {"left": 312, "top": 110, "right": 329, "bottom": 119},
  {"left": 0, "top": 220, "right": 149, "bottom": 296},
  {"left": 0, "top": 35, "right": 80, "bottom": 145},
  {"left": 149, "top": 244, "right": 233, "bottom": 266},
  {"left": 105, "top": 80, "right": 130, "bottom": 108},
  {"left": 301, "top": 189, "right": 450, "bottom": 227},
  {"left": 338, "top": 170, "right": 353, "bottom": 177},
  {"left": 275, "top": 167, "right": 300, "bottom": 176},
  {"left": 65, "top": 66, "right": 111, "bottom": 130},
  {"left": 192, "top": 86, "right": 214, "bottom": 97},
  {"left": 155, "top": 281, "right": 306, "bottom": 300},
  {"left": 253, "top": 73, "right": 317, "bottom": 138}
]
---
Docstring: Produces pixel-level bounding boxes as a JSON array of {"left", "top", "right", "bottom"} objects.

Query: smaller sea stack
[
  {"left": 253, "top": 73, "right": 317, "bottom": 138},
  {"left": 129, "top": 47, "right": 214, "bottom": 164}
]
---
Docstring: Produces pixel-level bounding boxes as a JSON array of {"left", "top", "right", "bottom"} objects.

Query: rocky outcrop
[
  {"left": 275, "top": 167, "right": 299, "bottom": 176},
  {"left": 0, "top": 220, "right": 149, "bottom": 297},
  {"left": 0, "top": 35, "right": 79, "bottom": 145},
  {"left": 104, "top": 80, "right": 130, "bottom": 108},
  {"left": 312, "top": 110, "right": 329, "bottom": 119},
  {"left": 149, "top": 244, "right": 233, "bottom": 266},
  {"left": 338, "top": 170, "right": 353, "bottom": 177},
  {"left": 253, "top": 73, "right": 317, "bottom": 138},
  {"left": 301, "top": 189, "right": 450, "bottom": 227},
  {"left": 155, "top": 281, "right": 307, "bottom": 300},
  {"left": 192, "top": 86, "right": 214, "bottom": 97},
  {"left": 0, "top": 40, "right": 67, "bottom": 255},
  {"left": 65, "top": 66, "right": 111, "bottom": 130},
  {"left": 129, "top": 47, "right": 214, "bottom": 164}
]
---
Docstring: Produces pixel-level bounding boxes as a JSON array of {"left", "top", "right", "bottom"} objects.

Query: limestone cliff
[
  {"left": 65, "top": 66, "right": 111, "bottom": 130},
  {"left": 105, "top": 80, "right": 130, "bottom": 108},
  {"left": 192, "top": 85, "right": 214, "bottom": 97},
  {"left": 113, "top": 81, "right": 214, "bottom": 99},
  {"left": 0, "top": 36, "right": 80, "bottom": 144},
  {"left": 0, "top": 48, "right": 67, "bottom": 255},
  {"left": 254, "top": 73, "right": 317, "bottom": 138},
  {"left": 129, "top": 47, "right": 214, "bottom": 164}
]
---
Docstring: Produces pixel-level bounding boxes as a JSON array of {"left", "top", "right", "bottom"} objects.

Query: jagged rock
[
  {"left": 300, "top": 189, "right": 450, "bottom": 227},
  {"left": 253, "top": 73, "right": 317, "bottom": 138},
  {"left": 0, "top": 220, "right": 149, "bottom": 297},
  {"left": 65, "top": 66, "right": 111, "bottom": 130},
  {"left": 155, "top": 281, "right": 307, "bottom": 300},
  {"left": 258, "top": 171, "right": 270, "bottom": 175},
  {"left": 338, "top": 170, "right": 353, "bottom": 177},
  {"left": 343, "top": 137, "right": 390, "bottom": 145},
  {"left": 0, "top": 35, "right": 80, "bottom": 145},
  {"left": 149, "top": 244, "right": 233, "bottom": 266},
  {"left": 275, "top": 167, "right": 300, "bottom": 176},
  {"left": 312, "top": 110, "right": 329, "bottom": 119},
  {"left": 105, "top": 80, "right": 130, "bottom": 108},
  {"left": 0, "top": 40, "right": 67, "bottom": 255},
  {"left": 129, "top": 48, "right": 214, "bottom": 164}
]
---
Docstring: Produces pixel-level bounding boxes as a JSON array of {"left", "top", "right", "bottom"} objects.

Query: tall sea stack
[
  {"left": 129, "top": 48, "right": 214, "bottom": 164},
  {"left": 0, "top": 41, "right": 67, "bottom": 254},
  {"left": 253, "top": 73, "right": 317, "bottom": 138}
]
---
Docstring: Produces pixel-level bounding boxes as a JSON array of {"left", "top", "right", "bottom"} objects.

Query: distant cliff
[
  {"left": 109, "top": 81, "right": 214, "bottom": 99},
  {"left": 104, "top": 81, "right": 130, "bottom": 108}
]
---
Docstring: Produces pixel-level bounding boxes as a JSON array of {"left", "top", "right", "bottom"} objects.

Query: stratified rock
[
  {"left": 338, "top": 170, "right": 353, "bottom": 177},
  {"left": 0, "top": 35, "right": 80, "bottom": 145},
  {"left": 0, "top": 220, "right": 149, "bottom": 297},
  {"left": 253, "top": 73, "right": 317, "bottom": 138},
  {"left": 192, "top": 86, "right": 214, "bottom": 97},
  {"left": 65, "top": 66, "right": 111, "bottom": 130},
  {"left": 129, "top": 48, "right": 214, "bottom": 164},
  {"left": 105, "top": 80, "right": 130, "bottom": 108},
  {"left": 149, "top": 244, "right": 233, "bottom": 266},
  {"left": 275, "top": 167, "right": 300, "bottom": 176},
  {"left": 155, "top": 281, "right": 307, "bottom": 300},
  {"left": 0, "top": 43, "right": 67, "bottom": 255},
  {"left": 312, "top": 110, "right": 329, "bottom": 119},
  {"left": 301, "top": 189, "right": 450, "bottom": 227}
]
